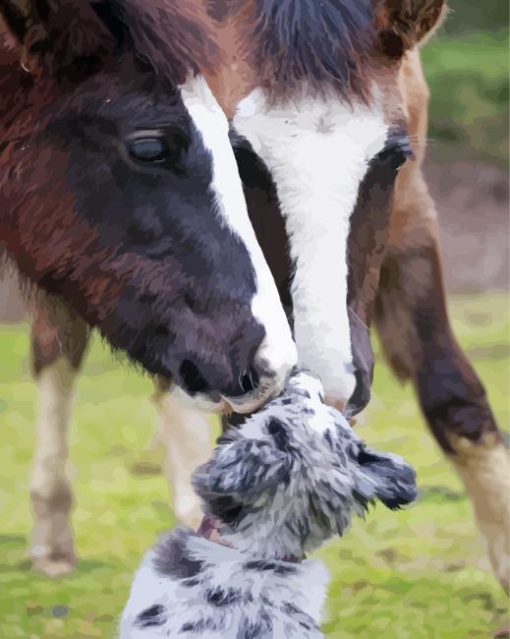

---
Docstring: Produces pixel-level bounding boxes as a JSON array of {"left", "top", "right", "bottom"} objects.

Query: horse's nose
[
  {"left": 178, "top": 359, "right": 262, "bottom": 398},
  {"left": 175, "top": 315, "right": 297, "bottom": 411},
  {"left": 176, "top": 356, "right": 287, "bottom": 414},
  {"left": 345, "top": 307, "right": 374, "bottom": 417},
  {"left": 177, "top": 361, "right": 266, "bottom": 399},
  {"left": 175, "top": 344, "right": 295, "bottom": 413},
  {"left": 219, "top": 359, "right": 286, "bottom": 414},
  {"left": 346, "top": 367, "right": 371, "bottom": 417},
  {"left": 178, "top": 359, "right": 213, "bottom": 395},
  {"left": 219, "top": 366, "right": 260, "bottom": 398},
  {"left": 220, "top": 331, "right": 298, "bottom": 413}
]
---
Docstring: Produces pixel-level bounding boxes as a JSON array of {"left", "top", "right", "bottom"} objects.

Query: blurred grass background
[
  {"left": 422, "top": 0, "right": 509, "bottom": 164},
  {"left": 1, "top": 295, "right": 508, "bottom": 638},
  {"left": 0, "top": 1, "right": 509, "bottom": 637}
]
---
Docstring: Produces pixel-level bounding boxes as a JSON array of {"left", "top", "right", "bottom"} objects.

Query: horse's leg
[
  {"left": 29, "top": 305, "right": 89, "bottom": 577},
  {"left": 374, "top": 182, "right": 509, "bottom": 593},
  {"left": 152, "top": 379, "right": 212, "bottom": 529}
]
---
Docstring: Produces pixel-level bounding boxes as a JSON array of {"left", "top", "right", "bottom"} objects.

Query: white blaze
[
  {"left": 234, "top": 87, "right": 388, "bottom": 403},
  {"left": 179, "top": 75, "right": 297, "bottom": 399}
]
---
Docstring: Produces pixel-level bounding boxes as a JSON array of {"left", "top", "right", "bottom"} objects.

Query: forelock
[{"left": 95, "top": 0, "right": 220, "bottom": 84}]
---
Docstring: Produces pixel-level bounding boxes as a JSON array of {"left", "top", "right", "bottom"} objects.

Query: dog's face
[{"left": 193, "top": 373, "right": 417, "bottom": 559}]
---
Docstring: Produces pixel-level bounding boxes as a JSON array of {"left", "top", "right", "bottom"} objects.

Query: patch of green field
[
  {"left": 0, "top": 292, "right": 509, "bottom": 638},
  {"left": 422, "top": 29, "right": 509, "bottom": 163}
]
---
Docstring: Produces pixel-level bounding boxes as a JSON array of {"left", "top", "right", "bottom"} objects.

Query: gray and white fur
[{"left": 120, "top": 372, "right": 417, "bottom": 638}]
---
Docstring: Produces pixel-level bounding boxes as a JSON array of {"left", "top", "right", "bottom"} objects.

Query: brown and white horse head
[
  {"left": 0, "top": 0, "right": 297, "bottom": 413},
  {"left": 207, "top": 0, "right": 446, "bottom": 415}
]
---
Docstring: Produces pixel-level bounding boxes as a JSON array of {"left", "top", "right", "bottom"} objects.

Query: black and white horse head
[{"left": 0, "top": 0, "right": 297, "bottom": 413}]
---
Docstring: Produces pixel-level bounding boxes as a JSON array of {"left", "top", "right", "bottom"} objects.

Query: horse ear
[
  {"left": 0, "top": 0, "right": 114, "bottom": 77},
  {"left": 376, "top": 0, "right": 447, "bottom": 57}
]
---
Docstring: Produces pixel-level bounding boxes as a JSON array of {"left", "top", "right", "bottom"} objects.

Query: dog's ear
[
  {"left": 355, "top": 446, "right": 417, "bottom": 509},
  {"left": 376, "top": 0, "right": 447, "bottom": 57},
  {"left": 193, "top": 436, "right": 291, "bottom": 501}
]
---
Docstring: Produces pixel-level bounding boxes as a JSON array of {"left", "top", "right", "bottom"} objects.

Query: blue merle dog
[{"left": 120, "top": 372, "right": 417, "bottom": 638}]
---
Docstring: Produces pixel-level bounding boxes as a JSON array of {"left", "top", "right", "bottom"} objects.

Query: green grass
[
  {"left": 422, "top": 29, "right": 509, "bottom": 163},
  {"left": 441, "top": 1, "right": 508, "bottom": 36},
  {"left": 1, "top": 292, "right": 509, "bottom": 638}
]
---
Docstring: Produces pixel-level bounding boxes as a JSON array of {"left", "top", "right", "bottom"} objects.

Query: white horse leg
[
  {"left": 450, "top": 436, "right": 510, "bottom": 595},
  {"left": 152, "top": 380, "right": 213, "bottom": 529},
  {"left": 29, "top": 307, "right": 88, "bottom": 577}
]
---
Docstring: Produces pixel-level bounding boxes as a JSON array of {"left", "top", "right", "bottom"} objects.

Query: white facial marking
[
  {"left": 179, "top": 76, "right": 297, "bottom": 402},
  {"left": 234, "top": 88, "right": 388, "bottom": 403}
]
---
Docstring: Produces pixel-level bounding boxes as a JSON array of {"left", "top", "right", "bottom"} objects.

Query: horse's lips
[
  {"left": 166, "top": 382, "right": 279, "bottom": 416},
  {"left": 220, "top": 382, "right": 282, "bottom": 415}
]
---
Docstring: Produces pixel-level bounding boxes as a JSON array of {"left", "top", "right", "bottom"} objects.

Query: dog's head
[{"left": 193, "top": 372, "right": 417, "bottom": 559}]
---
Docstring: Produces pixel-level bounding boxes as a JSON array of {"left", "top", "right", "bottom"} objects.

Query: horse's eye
[{"left": 128, "top": 137, "right": 169, "bottom": 163}]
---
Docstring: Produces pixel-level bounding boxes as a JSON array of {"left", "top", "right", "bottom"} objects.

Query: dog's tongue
[{"left": 196, "top": 515, "right": 218, "bottom": 539}]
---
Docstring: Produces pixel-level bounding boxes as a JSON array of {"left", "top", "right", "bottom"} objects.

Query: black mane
[
  {"left": 254, "top": 0, "right": 378, "bottom": 101},
  {"left": 95, "top": 0, "right": 219, "bottom": 84}
]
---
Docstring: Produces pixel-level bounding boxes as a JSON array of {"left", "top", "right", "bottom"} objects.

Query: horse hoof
[{"left": 32, "top": 556, "right": 76, "bottom": 578}]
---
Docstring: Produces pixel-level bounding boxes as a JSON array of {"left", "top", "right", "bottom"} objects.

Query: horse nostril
[
  {"left": 154, "top": 325, "right": 170, "bottom": 339},
  {"left": 222, "top": 366, "right": 261, "bottom": 398},
  {"left": 346, "top": 369, "right": 371, "bottom": 417},
  {"left": 239, "top": 366, "right": 259, "bottom": 394},
  {"left": 179, "top": 359, "right": 210, "bottom": 395}
]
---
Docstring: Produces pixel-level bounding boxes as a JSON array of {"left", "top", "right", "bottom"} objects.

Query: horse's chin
[
  {"left": 220, "top": 392, "right": 272, "bottom": 415},
  {"left": 168, "top": 383, "right": 282, "bottom": 418},
  {"left": 220, "top": 378, "right": 286, "bottom": 415},
  {"left": 169, "top": 384, "right": 229, "bottom": 414}
]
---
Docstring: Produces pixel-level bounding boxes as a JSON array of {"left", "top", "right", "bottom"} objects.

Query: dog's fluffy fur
[{"left": 120, "top": 372, "right": 417, "bottom": 638}]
